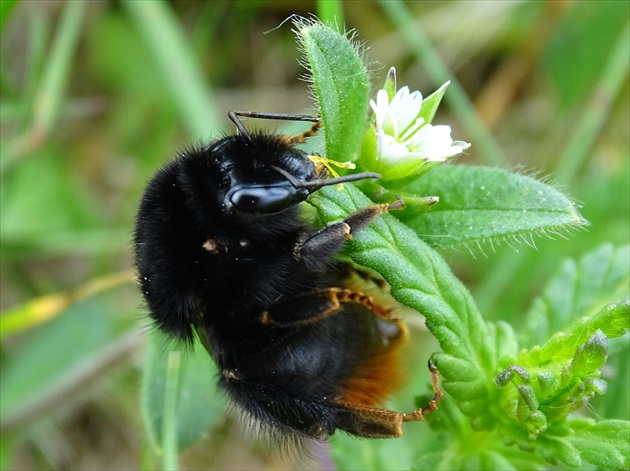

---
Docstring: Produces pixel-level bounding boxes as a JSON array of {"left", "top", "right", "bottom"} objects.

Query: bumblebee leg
[
  {"left": 260, "top": 288, "right": 395, "bottom": 326},
  {"left": 340, "top": 262, "right": 388, "bottom": 289},
  {"left": 293, "top": 221, "right": 352, "bottom": 268},
  {"left": 334, "top": 361, "right": 444, "bottom": 438},
  {"left": 401, "top": 360, "right": 445, "bottom": 423},
  {"left": 221, "top": 376, "right": 412, "bottom": 440},
  {"left": 295, "top": 199, "right": 404, "bottom": 270},
  {"left": 220, "top": 368, "right": 441, "bottom": 441},
  {"left": 335, "top": 404, "right": 407, "bottom": 438},
  {"left": 279, "top": 121, "right": 322, "bottom": 145}
]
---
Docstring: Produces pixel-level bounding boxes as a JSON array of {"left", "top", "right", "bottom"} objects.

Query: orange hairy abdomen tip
[{"left": 339, "top": 320, "right": 408, "bottom": 407}]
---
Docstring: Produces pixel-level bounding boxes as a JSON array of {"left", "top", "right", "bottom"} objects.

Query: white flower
[{"left": 369, "top": 83, "right": 470, "bottom": 179}]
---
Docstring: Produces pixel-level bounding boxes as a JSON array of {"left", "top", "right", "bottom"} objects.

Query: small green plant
[{"left": 297, "top": 19, "right": 629, "bottom": 470}]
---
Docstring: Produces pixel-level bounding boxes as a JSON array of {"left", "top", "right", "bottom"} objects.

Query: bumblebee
[{"left": 134, "top": 111, "right": 443, "bottom": 444}]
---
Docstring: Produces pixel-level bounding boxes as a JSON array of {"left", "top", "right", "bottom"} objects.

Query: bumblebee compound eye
[{"left": 229, "top": 185, "right": 307, "bottom": 213}]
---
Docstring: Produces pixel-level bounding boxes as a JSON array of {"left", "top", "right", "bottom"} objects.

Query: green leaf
[
  {"left": 418, "top": 81, "right": 449, "bottom": 125},
  {"left": 567, "top": 418, "right": 630, "bottom": 471},
  {"left": 569, "top": 330, "right": 608, "bottom": 376},
  {"left": 493, "top": 321, "right": 519, "bottom": 367},
  {"left": 316, "top": 0, "right": 344, "bottom": 30},
  {"left": 296, "top": 19, "right": 370, "bottom": 161},
  {"left": 377, "top": 155, "right": 446, "bottom": 183},
  {"left": 537, "top": 433, "right": 582, "bottom": 467},
  {"left": 497, "top": 300, "right": 628, "bottom": 416},
  {"left": 0, "top": 297, "right": 118, "bottom": 425},
  {"left": 141, "top": 332, "right": 223, "bottom": 454},
  {"left": 382, "top": 66, "right": 397, "bottom": 101},
  {"left": 358, "top": 122, "right": 378, "bottom": 169},
  {"left": 396, "top": 165, "right": 587, "bottom": 247},
  {"left": 520, "top": 299, "right": 629, "bottom": 367},
  {"left": 495, "top": 299, "right": 629, "bottom": 463},
  {"left": 413, "top": 441, "right": 549, "bottom": 471},
  {"left": 310, "top": 184, "right": 499, "bottom": 424},
  {"left": 524, "top": 244, "right": 630, "bottom": 347},
  {"left": 30, "top": 1, "right": 86, "bottom": 141}
]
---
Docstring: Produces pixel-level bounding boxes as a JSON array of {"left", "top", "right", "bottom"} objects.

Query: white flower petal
[
  {"left": 389, "top": 86, "right": 410, "bottom": 112},
  {"left": 453, "top": 140, "right": 471, "bottom": 150},
  {"left": 399, "top": 117, "right": 425, "bottom": 142},
  {"left": 381, "top": 137, "right": 412, "bottom": 163},
  {"left": 393, "top": 90, "right": 423, "bottom": 134},
  {"left": 370, "top": 79, "right": 470, "bottom": 178},
  {"left": 370, "top": 89, "right": 390, "bottom": 123},
  {"left": 387, "top": 88, "right": 415, "bottom": 131}
]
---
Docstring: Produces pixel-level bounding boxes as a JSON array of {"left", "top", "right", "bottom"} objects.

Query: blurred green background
[{"left": 1, "top": 1, "right": 628, "bottom": 470}]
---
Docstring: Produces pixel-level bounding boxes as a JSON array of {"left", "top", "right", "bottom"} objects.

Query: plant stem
[{"left": 162, "top": 351, "right": 182, "bottom": 471}]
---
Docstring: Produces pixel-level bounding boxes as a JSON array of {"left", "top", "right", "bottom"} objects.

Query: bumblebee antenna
[
  {"left": 271, "top": 165, "right": 380, "bottom": 191},
  {"left": 228, "top": 111, "right": 252, "bottom": 141}
]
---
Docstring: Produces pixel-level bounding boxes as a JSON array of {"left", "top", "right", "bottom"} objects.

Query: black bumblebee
[{"left": 134, "top": 111, "right": 443, "bottom": 444}]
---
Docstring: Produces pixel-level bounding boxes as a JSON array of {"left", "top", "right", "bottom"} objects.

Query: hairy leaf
[
  {"left": 524, "top": 244, "right": 630, "bottom": 347},
  {"left": 396, "top": 165, "right": 587, "bottom": 247},
  {"left": 567, "top": 418, "right": 629, "bottom": 470},
  {"left": 295, "top": 19, "right": 370, "bottom": 161}
]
